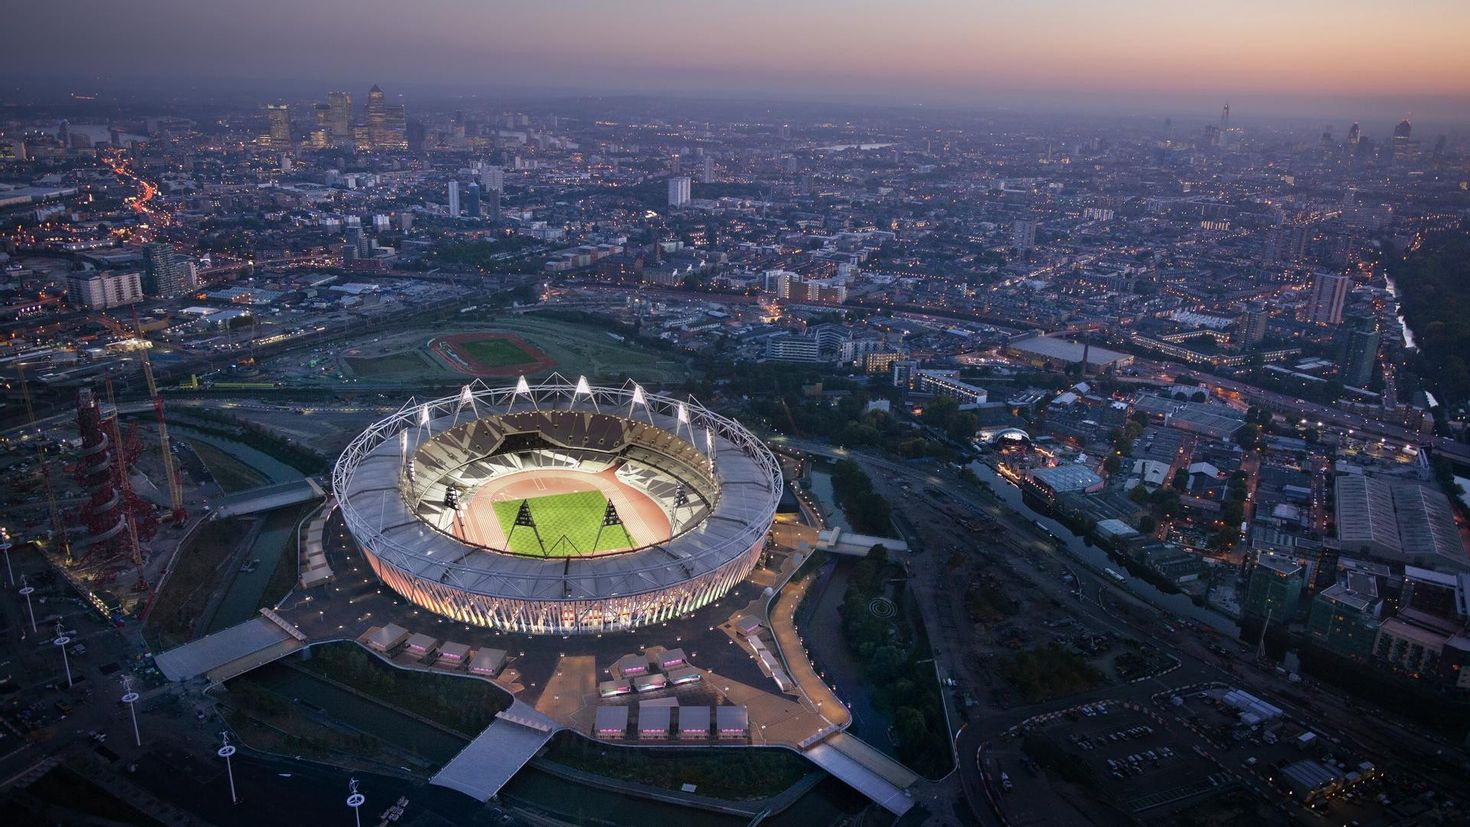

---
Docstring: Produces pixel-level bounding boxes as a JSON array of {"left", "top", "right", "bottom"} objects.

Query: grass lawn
[
  {"left": 186, "top": 439, "right": 267, "bottom": 492},
  {"left": 456, "top": 336, "right": 539, "bottom": 368},
  {"left": 143, "top": 517, "right": 251, "bottom": 649},
  {"left": 344, "top": 350, "right": 441, "bottom": 380},
  {"left": 491, "top": 490, "right": 633, "bottom": 555}
]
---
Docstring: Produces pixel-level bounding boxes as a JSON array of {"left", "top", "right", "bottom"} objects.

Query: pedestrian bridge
[
  {"left": 804, "top": 732, "right": 917, "bottom": 816},
  {"left": 154, "top": 612, "right": 307, "bottom": 683},
  {"left": 211, "top": 478, "right": 325, "bottom": 519},
  {"left": 430, "top": 700, "right": 559, "bottom": 801}
]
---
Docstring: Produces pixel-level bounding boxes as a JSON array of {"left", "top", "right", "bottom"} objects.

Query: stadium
[{"left": 332, "top": 375, "right": 783, "bottom": 635}]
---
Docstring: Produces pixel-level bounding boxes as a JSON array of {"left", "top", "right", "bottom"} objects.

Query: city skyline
[{"left": 4, "top": 0, "right": 1470, "bottom": 121}]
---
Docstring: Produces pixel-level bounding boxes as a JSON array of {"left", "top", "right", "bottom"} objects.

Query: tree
[
  {"left": 1138, "top": 515, "right": 1157, "bottom": 534},
  {"left": 1171, "top": 468, "right": 1189, "bottom": 491}
]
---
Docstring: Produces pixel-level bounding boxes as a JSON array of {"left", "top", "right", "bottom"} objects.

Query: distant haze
[{"left": 6, "top": 0, "right": 1469, "bottom": 121}]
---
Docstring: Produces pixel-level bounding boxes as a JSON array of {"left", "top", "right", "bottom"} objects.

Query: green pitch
[
  {"left": 491, "top": 490, "right": 634, "bottom": 556},
  {"left": 458, "top": 337, "right": 539, "bottom": 368}
]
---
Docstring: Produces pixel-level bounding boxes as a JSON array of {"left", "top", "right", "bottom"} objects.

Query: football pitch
[{"left": 491, "top": 490, "right": 634, "bottom": 556}]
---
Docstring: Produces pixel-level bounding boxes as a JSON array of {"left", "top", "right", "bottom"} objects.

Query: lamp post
[
  {"left": 346, "top": 777, "right": 365, "bottom": 827},
  {"left": 1, "top": 528, "right": 13, "bottom": 587},
  {"left": 217, "top": 732, "right": 238, "bottom": 804},
  {"left": 52, "top": 621, "right": 72, "bottom": 688},
  {"left": 120, "top": 675, "right": 141, "bottom": 747},
  {"left": 19, "top": 575, "right": 37, "bottom": 635}
]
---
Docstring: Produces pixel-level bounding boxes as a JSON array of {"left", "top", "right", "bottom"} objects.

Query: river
[
  {"left": 968, "top": 460, "right": 1240, "bottom": 636},
  {"left": 1381, "top": 271, "right": 1419, "bottom": 350}
]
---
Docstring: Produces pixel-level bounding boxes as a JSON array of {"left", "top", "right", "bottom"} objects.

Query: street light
[
  {"left": 53, "top": 621, "right": 73, "bottom": 688},
  {"left": 121, "top": 675, "right": 141, "bottom": 747},
  {"left": 19, "top": 575, "right": 37, "bottom": 635},
  {"left": 217, "top": 732, "right": 239, "bottom": 804},
  {"left": 346, "top": 778, "right": 365, "bottom": 827},
  {"left": 1, "top": 527, "right": 13, "bottom": 587}
]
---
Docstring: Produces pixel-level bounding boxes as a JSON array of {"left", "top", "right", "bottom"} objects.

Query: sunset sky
[{"left": 7, "top": 0, "right": 1469, "bottom": 119}]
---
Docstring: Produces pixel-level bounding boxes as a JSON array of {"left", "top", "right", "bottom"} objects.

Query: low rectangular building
[
  {"left": 678, "top": 706, "right": 711, "bottom": 740},
  {"left": 363, "top": 624, "right": 409, "bottom": 653},
  {"left": 613, "top": 653, "right": 649, "bottom": 677},
  {"left": 665, "top": 666, "right": 702, "bottom": 686},
  {"left": 594, "top": 705, "right": 629, "bottom": 740},
  {"left": 404, "top": 633, "right": 440, "bottom": 659},
  {"left": 655, "top": 648, "right": 687, "bottom": 671},
  {"left": 469, "top": 647, "right": 507, "bottom": 676},
  {"left": 599, "top": 679, "right": 633, "bottom": 698},
  {"left": 633, "top": 673, "right": 668, "bottom": 693},
  {"left": 436, "top": 642, "right": 471, "bottom": 667},
  {"left": 638, "top": 704, "right": 671, "bottom": 740},
  {"left": 715, "top": 705, "right": 748, "bottom": 740}
]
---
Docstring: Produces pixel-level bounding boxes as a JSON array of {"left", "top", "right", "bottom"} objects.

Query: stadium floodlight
[
  {"left": 453, "top": 384, "right": 477, "bottom": 425},
  {"left": 705, "top": 427, "right": 717, "bottom": 471},
  {"left": 510, "top": 375, "right": 535, "bottom": 411},
  {"left": 573, "top": 375, "right": 599, "bottom": 412},
  {"left": 675, "top": 400, "right": 690, "bottom": 440},
  {"left": 417, "top": 403, "right": 431, "bottom": 437},
  {"left": 629, "top": 383, "right": 655, "bottom": 424}
]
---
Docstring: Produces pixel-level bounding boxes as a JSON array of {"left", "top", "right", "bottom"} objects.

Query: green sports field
[
  {"left": 491, "top": 490, "right": 634, "bottom": 556},
  {"left": 458, "top": 337, "right": 539, "bottom": 368}
]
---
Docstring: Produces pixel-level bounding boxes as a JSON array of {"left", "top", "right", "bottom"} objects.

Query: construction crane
[
  {"left": 16, "top": 361, "right": 72, "bottom": 564},
  {"left": 131, "top": 308, "right": 187, "bottom": 524},
  {"left": 103, "top": 379, "right": 149, "bottom": 591}
]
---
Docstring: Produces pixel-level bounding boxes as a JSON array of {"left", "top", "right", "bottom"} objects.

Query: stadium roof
[{"left": 335, "top": 378, "right": 783, "bottom": 603}]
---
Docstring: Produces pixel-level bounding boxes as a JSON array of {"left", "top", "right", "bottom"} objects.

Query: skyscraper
[
  {"left": 1011, "top": 219, "right": 1037, "bottom": 252},
  {"left": 327, "top": 91, "right": 353, "bottom": 146},
  {"left": 465, "top": 183, "right": 481, "bottom": 218},
  {"left": 701, "top": 155, "right": 714, "bottom": 184},
  {"left": 480, "top": 165, "right": 505, "bottom": 192},
  {"left": 1337, "top": 313, "right": 1380, "bottom": 388},
  {"left": 1307, "top": 272, "right": 1350, "bottom": 326},
  {"left": 487, "top": 186, "right": 501, "bottom": 221},
  {"left": 1240, "top": 302, "right": 1269, "bottom": 347},
  {"left": 143, "top": 243, "right": 197, "bottom": 297},
  {"left": 1391, "top": 119, "right": 1414, "bottom": 161},
  {"left": 266, "top": 104, "right": 291, "bottom": 147},
  {"left": 668, "top": 176, "right": 691, "bottom": 208},
  {"left": 364, "top": 85, "right": 407, "bottom": 150},
  {"left": 447, "top": 181, "right": 461, "bottom": 217}
]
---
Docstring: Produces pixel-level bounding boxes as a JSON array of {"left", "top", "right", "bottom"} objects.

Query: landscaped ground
[
  {"left": 491, "top": 489, "right": 633, "bottom": 556},
  {"left": 429, "top": 332, "right": 552, "bottom": 376}
]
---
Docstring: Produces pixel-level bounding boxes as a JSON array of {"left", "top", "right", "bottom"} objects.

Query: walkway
[
  {"left": 804, "top": 737, "right": 915, "bottom": 817},
  {"left": 429, "top": 700, "right": 558, "bottom": 801},
  {"left": 153, "top": 614, "right": 304, "bottom": 683},
  {"left": 212, "top": 478, "right": 325, "bottom": 519}
]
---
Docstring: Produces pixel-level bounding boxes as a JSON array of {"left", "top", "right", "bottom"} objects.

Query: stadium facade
[{"left": 333, "top": 376, "right": 782, "bottom": 635}]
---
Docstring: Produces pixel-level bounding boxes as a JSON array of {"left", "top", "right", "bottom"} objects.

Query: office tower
[
  {"left": 668, "top": 176, "right": 691, "bottom": 208},
  {"left": 487, "top": 186, "right": 501, "bottom": 221},
  {"left": 465, "top": 183, "right": 481, "bottom": 218},
  {"left": 1219, "top": 102, "right": 1230, "bottom": 134},
  {"left": 1307, "top": 272, "right": 1349, "bottom": 326},
  {"left": 1010, "top": 219, "right": 1037, "bottom": 252},
  {"left": 1346, "top": 122, "right": 1361, "bottom": 148},
  {"left": 670, "top": 153, "right": 682, "bottom": 174},
  {"left": 481, "top": 164, "right": 504, "bottom": 192},
  {"left": 266, "top": 104, "right": 291, "bottom": 147},
  {"left": 783, "top": 155, "right": 798, "bottom": 175},
  {"left": 1262, "top": 224, "right": 1308, "bottom": 265},
  {"left": 1244, "top": 554, "right": 1304, "bottom": 623},
  {"left": 1337, "top": 314, "right": 1380, "bottom": 388},
  {"left": 1392, "top": 119, "right": 1414, "bottom": 161},
  {"left": 701, "top": 155, "right": 714, "bottom": 184},
  {"left": 447, "top": 180, "right": 461, "bottom": 217},
  {"left": 780, "top": 123, "right": 791, "bottom": 140},
  {"left": 1240, "top": 302, "right": 1268, "bottom": 347},
  {"left": 364, "top": 85, "right": 407, "bottom": 150},
  {"left": 327, "top": 91, "right": 353, "bottom": 145},
  {"left": 143, "top": 243, "right": 196, "bottom": 297}
]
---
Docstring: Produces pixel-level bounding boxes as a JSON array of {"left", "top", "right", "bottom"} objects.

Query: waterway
[
  {"left": 968, "top": 461, "right": 1240, "bottom": 636},
  {"left": 806, "top": 467, "right": 852, "bottom": 532},
  {"left": 172, "top": 424, "right": 303, "bottom": 484},
  {"left": 1382, "top": 271, "right": 1419, "bottom": 350}
]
